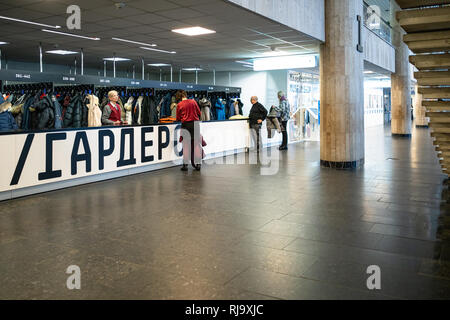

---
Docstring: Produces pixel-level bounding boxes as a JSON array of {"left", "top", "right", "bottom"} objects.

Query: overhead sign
[{"left": 253, "top": 55, "right": 317, "bottom": 71}]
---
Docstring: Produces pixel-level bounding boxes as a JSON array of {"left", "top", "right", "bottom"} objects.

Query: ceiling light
[
  {"left": 41, "top": 29, "right": 100, "bottom": 41},
  {"left": 0, "top": 41, "right": 9, "bottom": 45},
  {"left": 0, "top": 15, "right": 61, "bottom": 29},
  {"left": 112, "top": 37, "right": 157, "bottom": 47},
  {"left": 236, "top": 60, "right": 253, "bottom": 65},
  {"left": 253, "top": 55, "right": 317, "bottom": 71},
  {"left": 140, "top": 47, "right": 176, "bottom": 54},
  {"left": 46, "top": 50, "right": 78, "bottom": 55},
  {"left": 182, "top": 68, "right": 202, "bottom": 71},
  {"left": 103, "top": 57, "right": 130, "bottom": 62},
  {"left": 172, "top": 26, "right": 216, "bottom": 36},
  {"left": 261, "top": 50, "right": 292, "bottom": 57},
  {"left": 148, "top": 63, "right": 171, "bottom": 67},
  {"left": 364, "top": 71, "right": 375, "bottom": 74}
]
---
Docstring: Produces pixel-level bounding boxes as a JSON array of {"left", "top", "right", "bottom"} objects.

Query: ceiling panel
[{"left": 0, "top": 0, "right": 321, "bottom": 72}]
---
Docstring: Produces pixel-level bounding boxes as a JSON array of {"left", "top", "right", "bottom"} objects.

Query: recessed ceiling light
[
  {"left": 103, "top": 57, "right": 130, "bottom": 62},
  {"left": 182, "top": 68, "right": 202, "bottom": 71},
  {"left": 148, "top": 63, "right": 171, "bottom": 67},
  {"left": 112, "top": 37, "right": 157, "bottom": 47},
  {"left": 41, "top": 29, "right": 100, "bottom": 41},
  {"left": 46, "top": 50, "right": 78, "bottom": 55},
  {"left": 0, "top": 15, "right": 61, "bottom": 29},
  {"left": 0, "top": 41, "right": 9, "bottom": 45},
  {"left": 140, "top": 47, "right": 176, "bottom": 54},
  {"left": 172, "top": 26, "right": 216, "bottom": 36}
]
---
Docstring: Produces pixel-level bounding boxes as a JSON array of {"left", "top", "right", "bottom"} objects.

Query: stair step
[
  {"left": 415, "top": 71, "right": 450, "bottom": 85},
  {"left": 418, "top": 87, "right": 450, "bottom": 98},
  {"left": 410, "top": 53, "right": 450, "bottom": 70},
  {"left": 397, "top": 0, "right": 450, "bottom": 9},
  {"left": 426, "top": 112, "right": 450, "bottom": 121},
  {"left": 397, "top": 6, "right": 450, "bottom": 33},
  {"left": 431, "top": 132, "right": 450, "bottom": 145},
  {"left": 407, "top": 39, "right": 450, "bottom": 53},
  {"left": 423, "top": 101, "right": 450, "bottom": 110}
]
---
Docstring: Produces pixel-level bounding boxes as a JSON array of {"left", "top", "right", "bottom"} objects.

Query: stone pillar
[
  {"left": 391, "top": 0, "right": 412, "bottom": 136},
  {"left": 320, "top": 0, "right": 365, "bottom": 169},
  {"left": 414, "top": 84, "right": 428, "bottom": 127}
]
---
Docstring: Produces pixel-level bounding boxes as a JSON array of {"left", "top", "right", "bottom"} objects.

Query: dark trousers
[
  {"left": 181, "top": 121, "right": 201, "bottom": 166},
  {"left": 281, "top": 121, "right": 288, "bottom": 148}
]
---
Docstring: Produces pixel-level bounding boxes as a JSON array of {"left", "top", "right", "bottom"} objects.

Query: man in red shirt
[{"left": 176, "top": 90, "right": 202, "bottom": 171}]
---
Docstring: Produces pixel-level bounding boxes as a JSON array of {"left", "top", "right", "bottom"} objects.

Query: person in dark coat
[{"left": 248, "top": 96, "right": 268, "bottom": 152}]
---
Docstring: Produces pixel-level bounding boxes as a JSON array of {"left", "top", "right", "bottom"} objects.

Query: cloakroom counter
[{"left": 0, "top": 119, "right": 252, "bottom": 200}]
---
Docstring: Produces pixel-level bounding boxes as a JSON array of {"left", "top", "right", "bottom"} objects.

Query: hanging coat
[
  {"left": 215, "top": 99, "right": 226, "bottom": 121},
  {"left": 87, "top": 94, "right": 102, "bottom": 127}
]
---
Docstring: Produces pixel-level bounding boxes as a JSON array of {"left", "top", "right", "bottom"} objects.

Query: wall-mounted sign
[{"left": 0, "top": 125, "right": 183, "bottom": 193}]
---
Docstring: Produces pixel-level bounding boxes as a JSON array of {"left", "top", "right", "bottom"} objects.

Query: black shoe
[
  {"left": 181, "top": 165, "right": 188, "bottom": 171},
  {"left": 195, "top": 164, "right": 201, "bottom": 171},
  {"left": 279, "top": 146, "right": 288, "bottom": 150}
]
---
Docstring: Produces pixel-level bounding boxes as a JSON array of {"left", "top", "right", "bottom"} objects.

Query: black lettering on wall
[
  {"left": 38, "top": 132, "right": 67, "bottom": 181},
  {"left": 10, "top": 134, "right": 35, "bottom": 186},
  {"left": 98, "top": 130, "right": 115, "bottom": 171},
  {"left": 117, "top": 128, "right": 137, "bottom": 167},
  {"left": 71, "top": 132, "right": 92, "bottom": 175},
  {"left": 141, "top": 127, "right": 154, "bottom": 163},
  {"left": 158, "top": 126, "right": 170, "bottom": 161}
]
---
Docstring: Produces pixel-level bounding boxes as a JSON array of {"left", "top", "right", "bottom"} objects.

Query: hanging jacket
[
  {"left": 51, "top": 95, "right": 63, "bottom": 129},
  {"left": 160, "top": 93, "right": 172, "bottom": 118},
  {"left": 81, "top": 95, "right": 89, "bottom": 128},
  {"left": 10, "top": 103, "right": 24, "bottom": 128},
  {"left": 124, "top": 96, "right": 134, "bottom": 125},
  {"left": 64, "top": 94, "right": 83, "bottom": 128},
  {"left": 0, "top": 111, "right": 18, "bottom": 131},
  {"left": 170, "top": 96, "right": 178, "bottom": 118},
  {"left": 0, "top": 100, "right": 18, "bottom": 131},
  {"left": 131, "top": 97, "right": 139, "bottom": 125},
  {"left": 21, "top": 95, "right": 36, "bottom": 130},
  {"left": 199, "top": 98, "right": 211, "bottom": 122},
  {"left": 227, "top": 99, "right": 235, "bottom": 119},
  {"left": 135, "top": 96, "right": 144, "bottom": 125},
  {"left": 34, "top": 95, "right": 55, "bottom": 130},
  {"left": 63, "top": 94, "right": 83, "bottom": 128},
  {"left": 215, "top": 99, "right": 226, "bottom": 121},
  {"left": 87, "top": 94, "right": 102, "bottom": 127}
]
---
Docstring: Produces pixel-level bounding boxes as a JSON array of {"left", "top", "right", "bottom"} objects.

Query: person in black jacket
[{"left": 248, "top": 96, "right": 268, "bottom": 152}]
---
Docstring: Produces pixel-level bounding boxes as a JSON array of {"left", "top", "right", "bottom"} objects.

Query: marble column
[
  {"left": 320, "top": 0, "right": 365, "bottom": 169},
  {"left": 391, "top": 0, "right": 412, "bottom": 136},
  {"left": 414, "top": 84, "right": 428, "bottom": 127}
]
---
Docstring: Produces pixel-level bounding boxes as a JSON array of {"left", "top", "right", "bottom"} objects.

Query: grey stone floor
[{"left": 1, "top": 124, "right": 450, "bottom": 300}]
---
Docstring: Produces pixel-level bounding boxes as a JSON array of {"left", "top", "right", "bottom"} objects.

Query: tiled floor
[{"left": 1, "top": 124, "right": 449, "bottom": 300}]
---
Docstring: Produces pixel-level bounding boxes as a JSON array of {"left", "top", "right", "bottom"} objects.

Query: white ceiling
[{"left": 0, "top": 0, "right": 321, "bottom": 72}]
